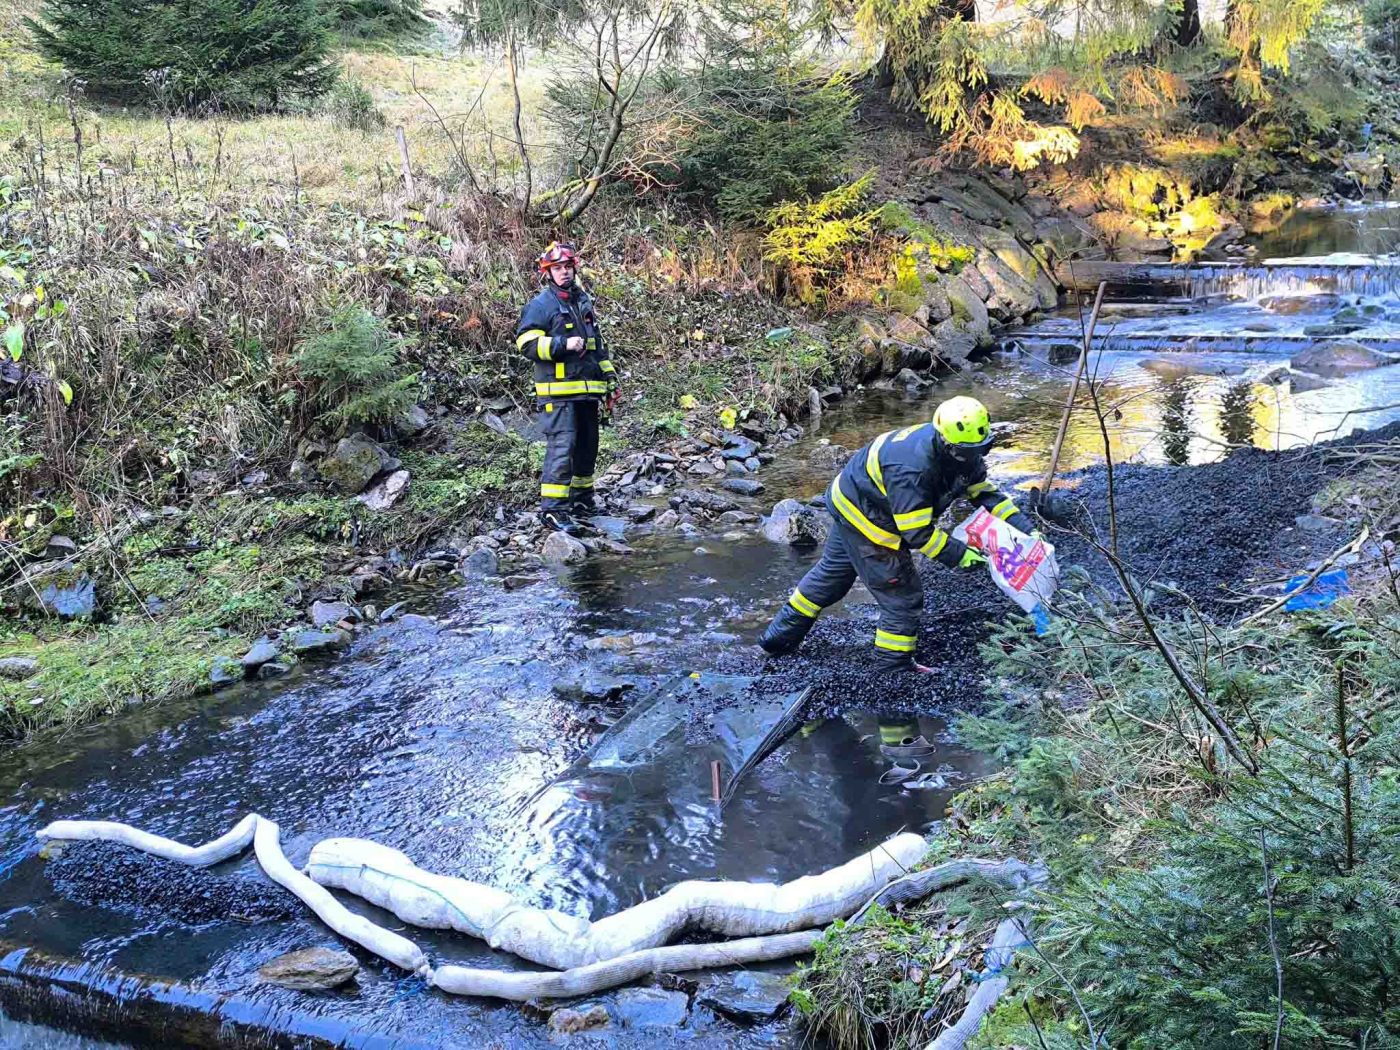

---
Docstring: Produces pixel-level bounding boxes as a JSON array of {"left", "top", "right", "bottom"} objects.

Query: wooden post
[
  {"left": 395, "top": 125, "right": 415, "bottom": 199},
  {"left": 710, "top": 760, "right": 722, "bottom": 802},
  {"left": 1040, "top": 281, "right": 1107, "bottom": 497}
]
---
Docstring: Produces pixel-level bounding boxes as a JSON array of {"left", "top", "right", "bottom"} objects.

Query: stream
[{"left": 2, "top": 203, "right": 1399, "bottom": 1048}]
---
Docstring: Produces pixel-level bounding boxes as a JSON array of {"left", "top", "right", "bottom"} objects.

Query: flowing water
[{"left": 3, "top": 204, "right": 1400, "bottom": 1047}]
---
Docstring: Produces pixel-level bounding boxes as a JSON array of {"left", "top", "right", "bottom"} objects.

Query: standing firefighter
[
  {"left": 759, "top": 396, "right": 1036, "bottom": 672},
  {"left": 516, "top": 242, "right": 619, "bottom": 533}
]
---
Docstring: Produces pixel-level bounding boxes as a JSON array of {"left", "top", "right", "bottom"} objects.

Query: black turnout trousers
[{"left": 539, "top": 399, "right": 599, "bottom": 511}]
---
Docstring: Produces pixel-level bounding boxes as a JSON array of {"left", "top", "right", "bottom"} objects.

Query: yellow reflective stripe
[
  {"left": 893, "top": 424, "right": 922, "bottom": 442},
  {"left": 788, "top": 589, "right": 821, "bottom": 618},
  {"left": 919, "top": 529, "right": 949, "bottom": 559},
  {"left": 880, "top": 722, "right": 918, "bottom": 743},
  {"left": 967, "top": 481, "right": 995, "bottom": 497},
  {"left": 865, "top": 431, "right": 891, "bottom": 496},
  {"left": 570, "top": 476, "right": 594, "bottom": 489},
  {"left": 992, "top": 497, "right": 1019, "bottom": 521},
  {"left": 828, "top": 477, "right": 900, "bottom": 550},
  {"left": 585, "top": 338, "right": 597, "bottom": 351},
  {"left": 535, "top": 381, "right": 611, "bottom": 396},
  {"left": 893, "top": 507, "right": 934, "bottom": 531},
  {"left": 541, "top": 483, "right": 571, "bottom": 498},
  {"left": 555, "top": 361, "right": 566, "bottom": 380},
  {"left": 517, "top": 329, "right": 553, "bottom": 361},
  {"left": 875, "top": 629, "right": 917, "bottom": 652},
  {"left": 598, "top": 359, "right": 616, "bottom": 373}
]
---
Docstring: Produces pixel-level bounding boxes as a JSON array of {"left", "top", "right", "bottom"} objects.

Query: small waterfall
[{"left": 1189, "top": 260, "right": 1400, "bottom": 301}]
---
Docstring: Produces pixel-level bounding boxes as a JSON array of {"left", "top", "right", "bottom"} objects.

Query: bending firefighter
[
  {"left": 516, "top": 242, "right": 620, "bottom": 532},
  {"left": 758, "top": 396, "right": 1036, "bottom": 673}
]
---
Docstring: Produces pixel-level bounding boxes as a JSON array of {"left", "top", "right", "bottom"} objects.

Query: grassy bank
[{"left": 796, "top": 443, "right": 1400, "bottom": 1048}]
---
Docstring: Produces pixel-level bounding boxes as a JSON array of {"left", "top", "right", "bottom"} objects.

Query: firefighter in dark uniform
[
  {"left": 515, "top": 242, "right": 619, "bottom": 532},
  {"left": 758, "top": 396, "right": 1036, "bottom": 672}
]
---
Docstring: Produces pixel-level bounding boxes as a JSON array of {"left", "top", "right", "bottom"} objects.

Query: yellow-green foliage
[
  {"left": 763, "top": 173, "right": 879, "bottom": 274},
  {"left": 1100, "top": 163, "right": 1193, "bottom": 219}
]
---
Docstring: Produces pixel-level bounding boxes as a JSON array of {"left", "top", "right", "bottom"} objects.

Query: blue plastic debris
[
  {"left": 1031, "top": 603, "right": 1051, "bottom": 636},
  {"left": 1282, "top": 569, "right": 1351, "bottom": 612}
]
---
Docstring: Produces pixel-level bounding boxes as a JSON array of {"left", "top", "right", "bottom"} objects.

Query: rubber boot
[
  {"left": 758, "top": 604, "right": 815, "bottom": 656},
  {"left": 542, "top": 509, "right": 582, "bottom": 535},
  {"left": 572, "top": 491, "right": 598, "bottom": 517}
]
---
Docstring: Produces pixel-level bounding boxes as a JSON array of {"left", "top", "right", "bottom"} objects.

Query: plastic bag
[{"left": 953, "top": 508, "right": 1060, "bottom": 617}]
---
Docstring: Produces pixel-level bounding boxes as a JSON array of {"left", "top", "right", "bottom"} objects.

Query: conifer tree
[{"left": 29, "top": 0, "right": 338, "bottom": 111}]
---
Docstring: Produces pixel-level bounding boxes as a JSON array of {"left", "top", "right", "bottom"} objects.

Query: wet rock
[
  {"left": 722, "top": 437, "right": 760, "bottom": 460},
  {"left": 1301, "top": 323, "right": 1364, "bottom": 338},
  {"left": 762, "top": 499, "right": 828, "bottom": 547},
  {"left": 318, "top": 435, "right": 399, "bottom": 495},
  {"left": 398, "top": 403, "right": 432, "bottom": 436},
  {"left": 461, "top": 548, "right": 499, "bottom": 578},
  {"left": 931, "top": 320, "right": 977, "bottom": 365},
  {"left": 22, "top": 566, "right": 97, "bottom": 620},
  {"left": 1046, "top": 342, "right": 1080, "bottom": 365},
  {"left": 1295, "top": 513, "right": 1342, "bottom": 532},
  {"left": 612, "top": 987, "right": 690, "bottom": 1029},
  {"left": 895, "top": 367, "right": 927, "bottom": 390},
  {"left": 241, "top": 640, "right": 280, "bottom": 670},
  {"left": 687, "top": 459, "right": 719, "bottom": 477},
  {"left": 696, "top": 970, "right": 792, "bottom": 1023},
  {"left": 289, "top": 629, "right": 352, "bottom": 655},
  {"left": 807, "top": 386, "right": 824, "bottom": 419},
  {"left": 717, "top": 510, "right": 759, "bottom": 526},
  {"left": 725, "top": 459, "right": 749, "bottom": 477},
  {"left": 625, "top": 503, "right": 657, "bottom": 522},
  {"left": 943, "top": 274, "right": 992, "bottom": 344},
  {"left": 553, "top": 669, "right": 635, "bottom": 702},
  {"left": 585, "top": 632, "right": 659, "bottom": 654},
  {"left": 672, "top": 489, "right": 740, "bottom": 514},
  {"left": 350, "top": 569, "right": 389, "bottom": 596},
  {"left": 356, "top": 469, "right": 410, "bottom": 511},
  {"left": 722, "top": 478, "right": 765, "bottom": 496},
  {"left": 0, "top": 657, "right": 38, "bottom": 680},
  {"left": 1259, "top": 294, "right": 1343, "bottom": 315},
  {"left": 310, "top": 600, "right": 356, "bottom": 628},
  {"left": 744, "top": 456, "right": 761, "bottom": 472},
  {"left": 547, "top": 1005, "right": 610, "bottom": 1035},
  {"left": 653, "top": 509, "right": 680, "bottom": 531},
  {"left": 44, "top": 534, "right": 78, "bottom": 560},
  {"left": 257, "top": 947, "right": 359, "bottom": 991},
  {"left": 209, "top": 656, "right": 243, "bottom": 688},
  {"left": 589, "top": 516, "right": 630, "bottom": 540},
  {"left": 257, "top": 661, "right": 294, "bottom": 680},
  {"left": 1291, "top": 372, "right": 1332, "bottom": 393},
  {"left": 543, "top": 531, "right": 589, "bottom": 566},
  {"left": 1290, "top": 341, "right": 1397, "bottom": 378}
]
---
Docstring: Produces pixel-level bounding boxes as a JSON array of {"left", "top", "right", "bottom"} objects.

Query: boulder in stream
[
  {"left": 241, "top": 639, "right": 280, "bottom": 670},
  {"left": 1290, "top": 341, "right": 1397, "bottom": 378},
  {"left": 696, "top": 970, "right": 793, "bottom": 1023},
  {"left": 257, "top": 947, "right": 359, "bottom": 991},
  {"left": 542, "top": 531, "right": 588, "bottom": 566},
  {"left": 611, "top": 987, "right": 691, "bottom": 1029},
  {"left": 289, "top": 629, "right": 352, "bottom": 655},
  {"left": 310, "top": 600, "right": 356, "bottom": 628},
  {"left": 762, "top": 499, "right": 828, "bottom": 547},
  {"left": 547, "top": 1004, "right": 610, "bottom": 1035}
]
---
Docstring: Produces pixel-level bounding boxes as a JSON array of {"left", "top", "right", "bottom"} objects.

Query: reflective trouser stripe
[
  {"left": 829, "top": 477, "right": 901, "bottom": 550},
  {"left": 992, "top": 497, "right": 1019, "bottom": 521},
  {"left": 894, "top": 507, "right": 933, "bottom": 530},
  {"left": 875, "top": 629, "right": 917, "bottom": 652},
  {"left": 541, "top": 482, "right": 571, "bottom": 498},
  {"left": 865, "top": 431, "right": 891, "bottom": 496},
  {"left": 536, "top": 380, "right": 610, "bottom": 396},
  {"left": 570, "top": 476, "right": 594, "bottom": 489},
  {"left": 919, "top": 530, "right": 949, "bottom": 559},
  {"left": 599, "top": 359, "right": 615, "bottom": 373},
  {"left": 967, "top": 480, "right": 995, "bottom": 497},
  {"left": 880, "top": 722, "right": 918, "bottom": 743},
  {"left": 788, "top": 589, "right": 821, "bottom": 618}
]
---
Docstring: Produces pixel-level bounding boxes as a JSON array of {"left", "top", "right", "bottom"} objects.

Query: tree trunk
[
  {"left": 504, "top": 28, "right": 532, "bottom": 217},
  {"left": 1175, "top": 0, "right": 1202, "bottom": 46}
]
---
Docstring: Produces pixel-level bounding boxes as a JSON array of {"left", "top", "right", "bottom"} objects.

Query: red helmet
[{"left": 538, "top": 241, "right": 578, "bottom": 272}]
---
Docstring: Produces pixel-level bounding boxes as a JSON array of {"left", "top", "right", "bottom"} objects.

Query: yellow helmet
[{"left": 932, "top": 396, "right": 993, "bottom": 464}]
